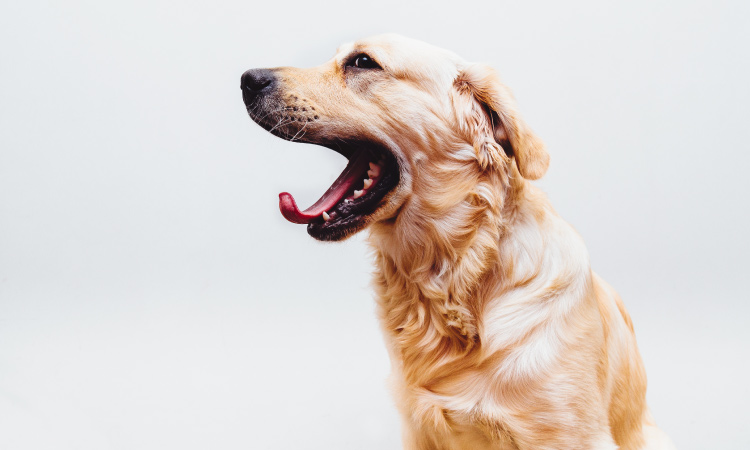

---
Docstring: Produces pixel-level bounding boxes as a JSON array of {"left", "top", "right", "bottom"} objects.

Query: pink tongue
[{"left": 278, "top": 150, "right": 370, "bottom": 224}]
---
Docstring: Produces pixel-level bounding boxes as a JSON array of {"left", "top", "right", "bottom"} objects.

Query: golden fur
[{"left": 248, "top": 34, "right": 674, "bottom": 450}]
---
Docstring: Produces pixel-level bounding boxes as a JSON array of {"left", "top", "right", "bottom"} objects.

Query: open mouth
[
  {"left": 277, "top": 141, "right": 400, "bottom": 241},
  {"left": 240, "top": 68, "right": 400, "bottom": 241}
]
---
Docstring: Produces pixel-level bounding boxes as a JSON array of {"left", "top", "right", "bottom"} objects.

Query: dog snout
[{"left": 241, "top": 68, "right": 276, "bottom": 103}]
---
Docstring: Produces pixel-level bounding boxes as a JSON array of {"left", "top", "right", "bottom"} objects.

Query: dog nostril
[
  {"left": 241, "top": 69, "right": 275, "bottom": 93},
  {"left": 248, "top": 78, "right": 271, "bottom": 91}
]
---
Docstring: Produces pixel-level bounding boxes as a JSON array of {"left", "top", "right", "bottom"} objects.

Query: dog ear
[{"left": 453, "top": 64, "right": 549, "bottom": 179}]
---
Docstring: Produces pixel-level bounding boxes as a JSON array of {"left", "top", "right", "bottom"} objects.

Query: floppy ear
[{"left": 453, "top": 64, "right": 549, "bottom": 179}]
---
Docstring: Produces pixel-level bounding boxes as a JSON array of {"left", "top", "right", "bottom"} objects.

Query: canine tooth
[
  {"left": 353, "top": 190, "right": 364, "bottom": 199},
  {"left": 368, "top": 162, "right": 381, "bottom": 177},
  {"left": 363, "top": 178, "right": 373, "bottom": 189},
  {"left": 322, "top": 212, "right": 330, "bottom": 221}
]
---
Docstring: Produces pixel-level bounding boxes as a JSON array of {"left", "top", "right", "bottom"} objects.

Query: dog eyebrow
[{"left": 335, "top": 42, "right": 355, "bottom": 59}]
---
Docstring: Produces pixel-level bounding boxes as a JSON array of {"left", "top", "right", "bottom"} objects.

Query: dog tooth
[
  {"left": 353, "top": 190, "right": 364, "bottom": 199},
  {"left": 322, "top": 212, "right": 330, "bottom": 221},
  {"left": 368, "top": 162, "right": 381, "bottom": 177},
  {"left": 363, "top": 178, "right": 373, "bottom": 189}
]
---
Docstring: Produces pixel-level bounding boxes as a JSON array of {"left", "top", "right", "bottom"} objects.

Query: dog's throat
[{"left": 278, "top": 149, "right": 382, "bottom": 224}]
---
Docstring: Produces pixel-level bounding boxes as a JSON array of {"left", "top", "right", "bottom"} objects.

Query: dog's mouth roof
[{"left": 277, "top": 145, "right": 388, "bottom": 225}]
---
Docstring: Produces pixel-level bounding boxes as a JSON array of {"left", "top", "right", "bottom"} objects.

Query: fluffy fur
[{"left": 246, "top": 34, "right": 675, "bottom": 450}]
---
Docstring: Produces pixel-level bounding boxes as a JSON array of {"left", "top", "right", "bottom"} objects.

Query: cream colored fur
[{"left": 263, "top": 34, "right": 674, "bottom": 450}]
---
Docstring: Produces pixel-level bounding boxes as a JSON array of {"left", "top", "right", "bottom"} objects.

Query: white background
[{"left": 1, "top": 0, "right": 749, "bottom": 449}]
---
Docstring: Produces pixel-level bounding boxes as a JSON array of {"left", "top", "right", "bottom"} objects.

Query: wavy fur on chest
[{"left": 369, "top": 163, "right": 651, "bottom": 450}]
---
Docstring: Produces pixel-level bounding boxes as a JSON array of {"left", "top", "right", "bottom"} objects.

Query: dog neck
[{"left": 367, "top": 161, "right": 534, "bottom": 382}]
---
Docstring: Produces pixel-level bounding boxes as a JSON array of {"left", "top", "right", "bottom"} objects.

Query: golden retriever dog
[{"left": 241, "top": 34, "right": 675, "bottom": 450}]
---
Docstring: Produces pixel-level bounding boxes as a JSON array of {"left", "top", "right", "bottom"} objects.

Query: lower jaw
[{"left": 307, "top": 215, "right": 371, "bottom": 241}]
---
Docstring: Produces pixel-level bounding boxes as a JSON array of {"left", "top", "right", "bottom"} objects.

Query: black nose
[{"left": 241, "top": 69, "right": 275, "bottom": 98}]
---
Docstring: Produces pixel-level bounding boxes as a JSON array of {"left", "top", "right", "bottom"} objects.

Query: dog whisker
[{"left": 289, "top": 122, "right": 309, "bottom": 142}]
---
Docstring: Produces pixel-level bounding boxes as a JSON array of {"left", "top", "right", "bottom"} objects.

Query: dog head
[{"left": 242, "top": 34, "right": 548, "bottom": 241}]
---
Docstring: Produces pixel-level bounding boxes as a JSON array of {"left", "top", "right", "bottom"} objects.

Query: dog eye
[{"left": 347, "top": 54, "right": 382, "bottom": 70}]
